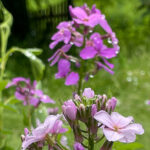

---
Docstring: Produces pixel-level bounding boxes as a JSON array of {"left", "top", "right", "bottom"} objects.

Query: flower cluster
[
  {"left": 6, "top": 77, "right": 55, "bottom": 107},
  {"left": 21, "top": 115, "right": 67, "bottom": 150},
  {"left": 48, "top": 4, "right": 120, "bottom": 86},
  {"left": 62, "top": 88, "right": 144, "bottom": 149}
]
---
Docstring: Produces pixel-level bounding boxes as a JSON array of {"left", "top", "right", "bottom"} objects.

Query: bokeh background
[{"left": 1, "top": 0, "right": 150, "bottom": 149}]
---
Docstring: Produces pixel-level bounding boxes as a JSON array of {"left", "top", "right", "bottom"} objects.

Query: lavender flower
[
  {"left": 22, "top": 115, "right": 67, "bottom": 150},
  {"left": 94, "top": 110, "right": 144, "bottom": 143},
  {"left": 6, "top": 77, "right": 55, "bottom": 107}
]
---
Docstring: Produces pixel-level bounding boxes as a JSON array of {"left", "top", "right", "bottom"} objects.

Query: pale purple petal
[
  {"left": 120, "top": 123, "right": 144, "bottom": 135},
  {"left": 111, "top": 112, "right": 133, "bottom": 128},
  {"left": 97, "top": 61, "right": 114, "bottom": 74},
  {"left": 118, "top": 132, "right": 136, "bottom": 143},
  {"left": 103, "top": 128, "right": 124, "bottom": 142},
  {"left": 48, "top": 50, "right": 59, "bottom": 62},
  {"left": 65, "top": 72, "right": 79, "bottom": 86},
  {"left": 69, "top": 6, "right": 88, "bottom": 19},
  {"left": 94, "top": 110, "right": 114, "bottom": 129},
  {"left": 80, "top": 47, "right": 97, "bottom": 59},
  {"left": 99, "top": 16, "right": 112, "bottom": 33},
  {"left": 49, "top": 40, "right": 59, "bottom": 49},
  {"left": 22, "top": 135, "right": 41, "bottom": 150},
  {"left": 61, "top": 44, "right": 72, "bottom": 53},
  {"left": 55, "top": 59, "right": 71, "bottom": 78},
  {"left": 30, "top": 97, "right": 40, "bottom": 107},
  {"left": 15, "top": 91, "right": 26, "bottom": 102},
  {"left": 103, "top": 58, "right": 114, "bottom": 69},
  {"left": 40, "top": 95, "right": 55, "bottom": 104}
]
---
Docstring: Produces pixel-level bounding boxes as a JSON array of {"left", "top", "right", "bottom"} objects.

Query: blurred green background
[{"left": 1, "top": 0, "right": 150, "bottom": 149}]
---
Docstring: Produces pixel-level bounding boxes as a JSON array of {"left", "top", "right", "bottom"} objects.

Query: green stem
[{"left": 77, "top": 60, "right": 84, "bottom": 95}]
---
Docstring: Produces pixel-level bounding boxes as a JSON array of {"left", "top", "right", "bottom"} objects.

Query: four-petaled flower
[{"left": 94, "top": 110, "right": 144, "bottom": 143}]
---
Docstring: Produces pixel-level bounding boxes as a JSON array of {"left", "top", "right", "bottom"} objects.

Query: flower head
[
  {"left": 22, "top": 115, "right": 67, "bottom": 150},
  {"left": 94, "top": 110, "right": 144, "bottom": 143},
  {"left": 6, "top": 77, "right": 55, "bottom": 107}
]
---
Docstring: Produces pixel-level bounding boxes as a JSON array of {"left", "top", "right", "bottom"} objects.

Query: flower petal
[
  {"left": 103, "top": 128, "right": 124, "bottom": 142},
  {"left": 80, "top": 47, "right": 97, "bottom": 59},
  {"left": 111, "top": 112, "right": 133, "bottom": 128},
  {"left": 65, "top": 72, "right": 79, "bottom": 86},
  {"left": 94, "top": 110, "right": 114, "bottom": 129}
]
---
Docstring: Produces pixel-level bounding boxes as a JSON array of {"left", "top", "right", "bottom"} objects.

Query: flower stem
[{"left": 77, "top": 60, "right": 84, "bottom": 95}]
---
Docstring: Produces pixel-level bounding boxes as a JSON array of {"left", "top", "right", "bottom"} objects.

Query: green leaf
[
  {"left": 6, "top": 47, "right": 45, "bottom": 80},
  {"left": 0, "top": 80, "right": 9, "bottom": 91},
  {"left": 22, "top": 50, "right": 45, "bottom": 80},
  {"left": 113, "top": 142, "right": 143, "bottom": 150},
  {"left": 0, "top": 102, "right": 19, "bottom": 113}
]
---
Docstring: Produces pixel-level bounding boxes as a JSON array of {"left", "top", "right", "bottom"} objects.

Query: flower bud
[
  {"left": 62, "top": 100, "right": 77, "bottom": 121},
  {"left": 91, "top": 104, "right": 97, "bottom": 117},
  {"left": 82, "top": 88, "right": 95, "bottom": 99},
  {"left": 106, "top": 97, "right": 117, "bottom": 111}
]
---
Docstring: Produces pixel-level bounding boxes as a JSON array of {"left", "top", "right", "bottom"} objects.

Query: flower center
[
  {"left": 113, "top": 125, "right": 119, "bottom": 131},
  {"left": 83, "top": 18, "right": 89, "bottom": 22}
]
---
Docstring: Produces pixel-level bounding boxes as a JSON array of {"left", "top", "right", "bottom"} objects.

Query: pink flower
[
  {"left": 69, "top": 5, "right": 101, "bottom": 28},
  {"left": 22, "top": 115, "right": 67, "bottom": 150},
  {"left": 94, "top": 111, "right": 144, "bottom": 143},
  {"left": 6, "top": 77, "right": 55, "bottom": 107},
  {"left": 62, "top": 100, "right": 77, "bottom": 120},
  {"left": 82, "top": 88, "right": 95, "bottom": 99},
  {"left": 74, "top": 142, "right": 85, "bottom": 150}
]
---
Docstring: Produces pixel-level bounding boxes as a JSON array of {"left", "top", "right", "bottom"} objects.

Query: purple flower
[
  {"left": 62, "top": 99, "right": 77, "bottom": 120},
  {"left": 55, "top": 59, "right": 71, "bottom": 79},
  {"left": 69, "top": 5, "right": 101, "bottom": 28},
  {"left": 6, "top": 77, "right": 55, "bottom": 107},
  {"left": 94, "top": 110, "right": 144, "bottom": 143},
  {"left": 49, "top": 21, "right": 83, "bottom": 49},
  {"left": 65, "top": 72, "right": 79, "bottom": 86},
  {"left": 82, "top": 88, "right": 95, "bottom": 99},
  {"left": 49, "top": 21, "right": 73, "bottom": 49},
  {"left": 74, "top": 142, "right": 85, "bottom": 150},
  {"left": 48, "top": 44, "right": 72, "bottom": 66},
  {"left": 106, "top": 97, "right": 117, "bottom": 111},
  {"left": 22, "top": 115, "right": 67, "bottom": 150}
]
